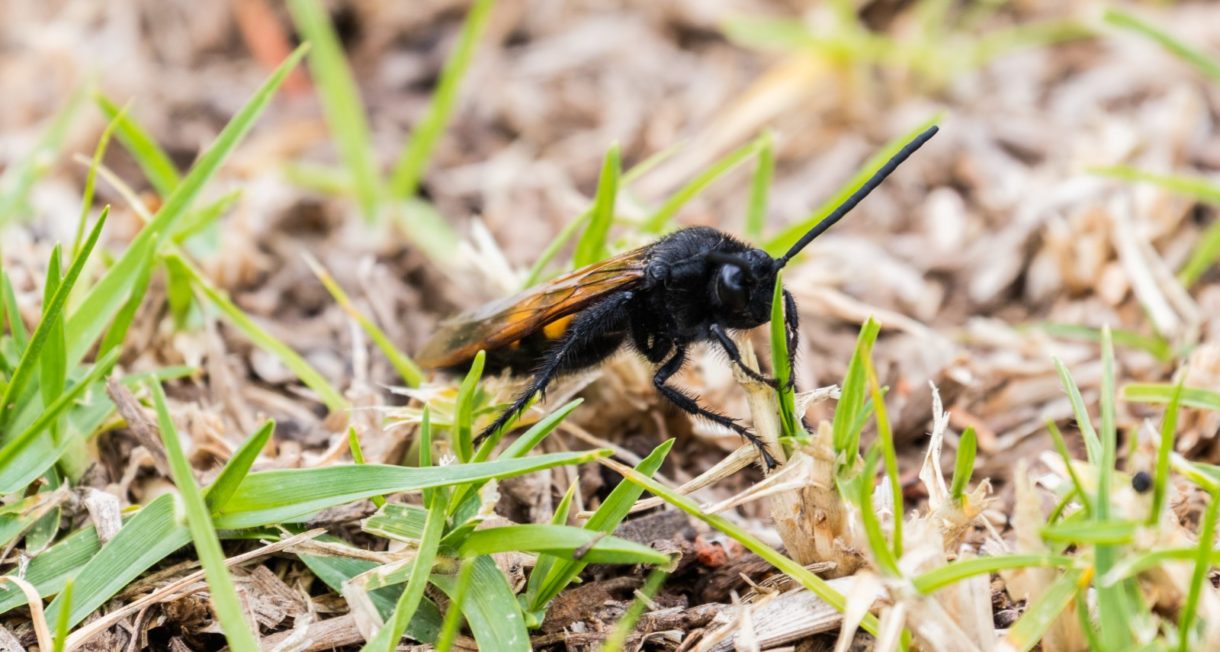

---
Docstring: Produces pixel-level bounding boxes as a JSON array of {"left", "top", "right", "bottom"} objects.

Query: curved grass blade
[
  {"left": 95, "top": 94, "right": 182, "bottom": 197},
  {"left": 149, "top": 381, "right": 258, "bottom": 651},
  {"left": 432, "top": 555, "right": 529, "bottom": 652},
  {"left": 204, "top": 419, "right": 275, "bottom": 513},
  {"left": 912, "top": 554, "right": 1075, "bottom": 595},
  {"left": 459, "top": 525, "right": 670, "bottom": 566},
  {"left": 572, "top": 144, "right": 621, "bottom": 268}
]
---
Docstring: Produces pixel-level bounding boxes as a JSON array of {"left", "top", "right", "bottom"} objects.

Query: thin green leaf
[
  {"left": 363, "top": 496, "right": 447, "bottom": 652},
  {"left": 2, "top": 269, "right": 28, "bottom": 347},
  {"left": 166, "top": 252, "right": 348, "bottom": 413},
  {"left": 831, "top": 317, "right": 880, "bottom": 468},
  {"left": 1001, "top": 569, "right": 1086, "bottom": 652},
  {"left": 913, "top": 554, "right": 1075, "bottom": 595},
  {"left": 764, "top": 115, "right": 941, "bottom": 257},
  {"left": 0, "top": 526, "right": 99, "bottom": 615},
  {"left": 38, "top": 246, "right": 66, "bottom": 429},
  {"left": 287, "top": 0, "right": 382, "bottom": 220},
  {"left": 529, "top": 440, "right": 672, "bottom": 611},
  {"left": 1104, "top": 9, "right": 1220, "bottom": 84},
  {"left": 149, "top": 381, "right": 258, "bottom": 651},
  {"left": 1150, "top": 377, "right": 1185, "bottom": 525},
  {"left": 66, "top": 45, "right": 308, "bottom": 368},
  {"left": 390, "top": 0, "right": 495, "bottom": 199},
  {"left": 770, "top": 271, "right": 804, "bottom": 440},
  {"left": 865, "top": 353, "right": 901, "bottom": 556},
  {"left": 73, "top": 104, "right": 126, "bottom": 258},
  {"left": 204, "top": 420, "right": 275, "bottom": 513},
  {"left": 642, "top": 135, "right": 763, "bottom": 233},
  {"left": 572, "top": 145, "right": 621, "bottom": 268},
  {"left": 95, "top": 94, "right": 182, "bottom": 197},
  {"left": 1179, "top": 487, "right": 1220, "bottom": 652},
  {"left": 1123, "top": 383, "right": 1220, "bottom": 411},
  {"left": 347, "top": 425, "right": 386, "bottom": 508},
  {"left": 432, "top": 555, "right": 529, "bottom": 652},
  {"left": 744, "top": 130, "right": 774, "bottom": 240},
  {"left": 0, "top": 349, "right": 120, "bottom": 493},
  {"left": 856, "top": 446, "right": 900, "bottom": 575},
  {"left": 303, "top": 253, "right": 423, "bottom": 386},
  {"left": 96, "top": 237, "right": 157, "bottom": 359},
  {"left": 1095, "top": 326, "right": 1133, "bottom": 650},
  {"left": 0, "top": 84, "right": 87, "bottom": 222},
  {"left": 521, "top": 209, "right": 591, "bottom": 288},
  {"left": 43, "top": 493, "right": 191, "bottom": 629},
  {"left": 601, "top": 569, "right": 668, "bottom": 652},
  {"left": 1044, "top": 420, "right": 1092, "bottom": 516},
  {"left": 51, "top": 578, "right": 71, "bottom": 652},
  {"left": 1040, "top": 519, "right": 1137, "bottom": 545},
  {"left": 1037, "top": 322, "right": 1172, "bottom": 362},
  {"left": 0, "top": 208, "right": 109, "bottom": 431},
  {"left": 949, "top": 427, "right": 977, "bottom": 504},
  {"left": 452, "top": 350, "right": 485, "bottom": 462},
  {"left": 460, "top": 525, "right": 670, "bottom": 566},
  {"left": 1053, "top": 358, "right": 1102, "bottom": 465},
  {"left": 212, "top": 450, "right": 609, "bottom": 529}
]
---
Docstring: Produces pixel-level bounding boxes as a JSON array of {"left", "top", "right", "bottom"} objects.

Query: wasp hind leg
[
  {"left": 652, "top": 346, "right": 779, "bottom": 469},
  {"left": 475, "top": 291, "right": 634, "bottom": 444}
]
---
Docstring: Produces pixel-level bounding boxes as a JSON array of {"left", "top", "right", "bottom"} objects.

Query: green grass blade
[
  {"left": 831, "top": 317, "right": 880, "bottom": 469},
  {"left": 1094, "top": 326, "right": 1132, "bottom": 650},
  {"left": 148, "top": 381, "right": 258, "bottom": 651},
  {"left": 452, "top": 350, "right": 485, "bottom": 462},
  {"left": 389, "top": 0, "right": 495, "bottom": 199},
  {"left": 530, "top": 440, "right": 672, "bottom": 611},
  {"left": 1150, "top": 377, "right": 1185, "bottom": 526},
  {"left": 51, "top": 578, "right": 71, "bottom": 652},
  {"left": 865, "top": 355, "right": 901, "bottom": 556},
  {"left": 1053, "top": 358, "right": 1102, "bottom": 464},
  {"left": 2, "top": 268, "right": 28, "bottom": 347},
  {"left": 949, "top": 427, "right": 977, "bottom": 504},
  {"left": 1179, "top": 486, "right": 1220, "bottom": 651},
  {"left": 0, "top": 349, "right": 119, "bottom": 492},
  {"left": 1001, "top": 569, "right": 1086, "bottom": 652},
  {"left": 1090, "top": 165, "right": 1220, "bottom": 204},
  {"left": 0, "top": 208, "right": 109, "bottom": 431},
  {"left": 303, "top": 254, "right": 423, "bottom": 386},
  {"left": 435, "top": 558, "right": 474, "bottom": 652},
  {"left": 43, "top": 493, "right": 191, "bottom": 629},
  {"left": 65, "top": 45, "right": 308, "bottom": 367},
  {"left": 204, "top": 420, "right": 275, "bottom": 513},
  {"left": 166, "top": 252, "right": 348, "bottom": 413},
  {"left": 642, "top": 135, "right": 763, "bottom": 233},
  {"left": 770, "top": 272, "right": 804, "bottom": 439},
  {"left": 213, "top": 450, "right": 609, "bottom": 529},
  {"left": 854, "top": 446, "right": 900, "bottom": 576},
  {"left": 287, "top": 0, "right": 382, "bottom": 220},
  {"left": 0, "top": 526, "right": 99, "bottom": 615},
  {"left": 1044, "top": 420, "right": 1092, "bottom": 516},
  {"left": 432, "top": 555, "right": 529, "bottom": 652},
  {"left": 1122, "top": 383, "right": 1220, "bottom": 410},
  {"left": 744, "top": 130, "right": 774, "bottom": 240},
  {"left": 601, "top": 569, "right": 668, "bottom": 652},
  {"left": 912, "top": 554, "right": 1075, "bottom": 595},
  {"left": 521, "top": 209, "right": 591, "bottom": 288},
  {"left": 764, "top": 115, "right": 940, "bottom": 257},
  {"left": 38, "top": 246, "right": 66, "bottom": 426},
  {"left": 572, "top": 144, "right": 621, "bottom": 268},
  {"left": 1041, "top": 519, "right": 1137, "bottom": 545},
  {"left": 1104, "top": 9, "right": 1220, "bottom": 84},
  {"left": 1178, "top": 220, "right": 1220, "bottom": 289},
  {"left": 347, "top": 425, "right": 386, "bottom": 508},
  {"left": 362, "top": 493, "right": 446, "bottom": 651},
  {"left": 459, "top": 525, "right": 670, "bottom": 566},
  {"left": 0, "top": 84, "right": 87, "bottom": 222},
  {"left": 96, "top": 238, "right": 157, "bottom": 360},
  {"left": 1038, "top": 322, "right": 1172, "bottom": 362},
  {"left": 609, "top": 453, "right": 882, "bottom": 637},
  {"left": 95, "top": 94, "right": 182, "bottom": 197},
  {"left": 73, "top": 105, "right": 125, "bottom": 258}
]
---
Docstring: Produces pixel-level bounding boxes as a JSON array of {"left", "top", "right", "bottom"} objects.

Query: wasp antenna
[{"left": 777, "top": 125, "right": 939, "bottom": 268}]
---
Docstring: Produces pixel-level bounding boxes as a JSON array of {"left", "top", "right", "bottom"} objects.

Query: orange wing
[{"left": 417, "top": 247, "right": 650, "bottom": 369}]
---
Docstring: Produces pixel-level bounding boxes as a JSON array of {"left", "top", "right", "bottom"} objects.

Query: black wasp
[{"left": 418, "top": 126, "right": 939, "bottom": 468}]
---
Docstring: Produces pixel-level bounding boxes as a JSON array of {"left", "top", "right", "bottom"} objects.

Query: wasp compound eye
[{"left": 714, "top": 264, "right": 748, "bottom": 310}]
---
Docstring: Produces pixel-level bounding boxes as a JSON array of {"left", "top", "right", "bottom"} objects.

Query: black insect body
[{"left": 418, "top": 126, "right": 940, "bottom": 469}]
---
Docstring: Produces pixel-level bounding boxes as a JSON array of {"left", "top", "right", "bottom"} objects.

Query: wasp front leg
[{"left": 707, "top": 323, "right": 780, "bottom": 388}]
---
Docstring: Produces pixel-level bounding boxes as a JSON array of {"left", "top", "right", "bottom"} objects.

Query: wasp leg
[
  {"left": 708, "top": 323, "right": 779, "bottom": 387},
  {"left": 653, "top": 346, "right": 779, "bottom": 469},
  {"left": 782, "top": 289, "right": 800, "bottom": 390},
  {"left": 475, "top": 292, "right": 634, "bottom": 444}
]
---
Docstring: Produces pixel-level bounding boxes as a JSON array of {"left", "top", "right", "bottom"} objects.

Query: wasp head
[{"left": 708, "top": 249, "right": 778, "bottom": 329}]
